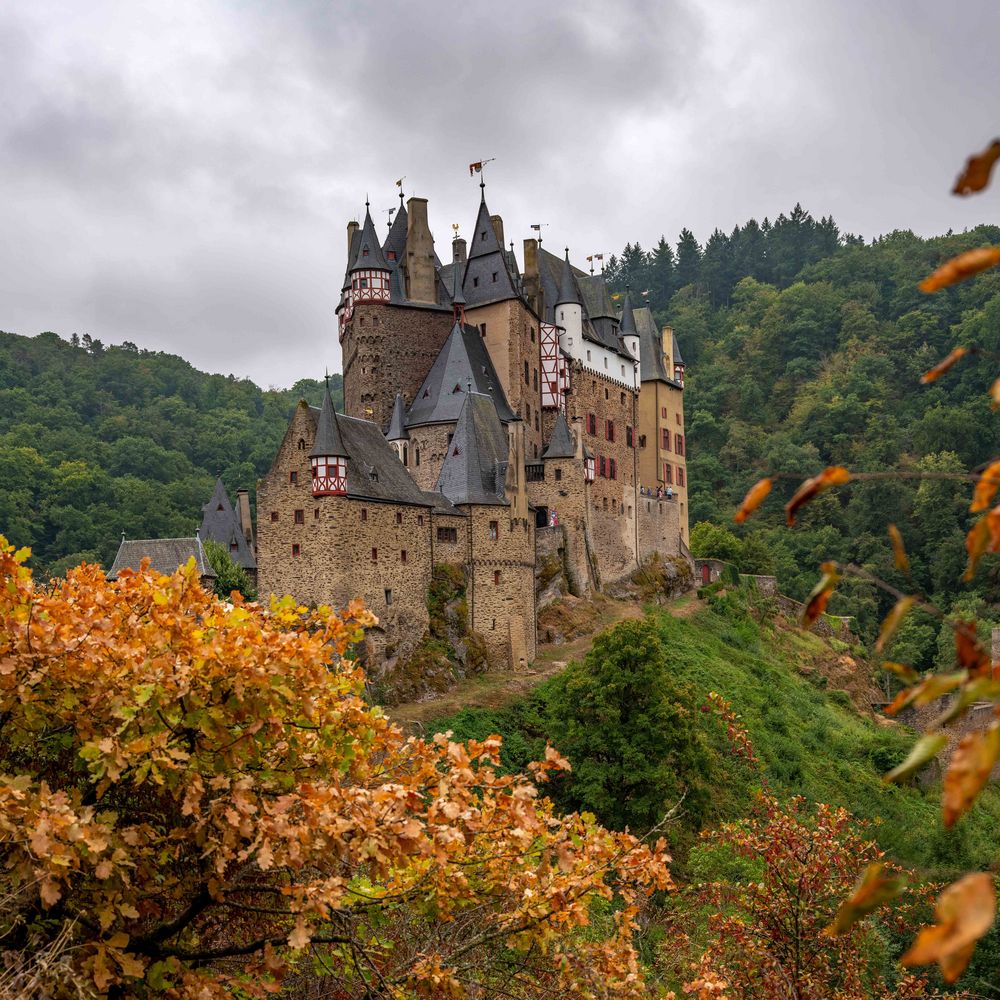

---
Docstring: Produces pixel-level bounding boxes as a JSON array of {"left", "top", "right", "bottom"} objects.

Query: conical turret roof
[
  {"left": 350, "top": 206, "right": 389, "bottom": 272},
  {"left": 672, "top": 331, "right": 684, "bottom": 366},
  {"left": 383, "top": 202, "right": 408, "bottom": 262},
  {"left": 619, "top": 288, "right": 637, "bottom": 336},
  {"left": 541, "top": 411, "right": 576, "bottom": 459},
  {"left": 309, "top": 385, "right": 350, "bottom": 458},
  {"left": 555, "top": 249, "right": 581, "bottom": 307},
  {"left": 386, "top": 392, "right": 409, "bottom": 440}
]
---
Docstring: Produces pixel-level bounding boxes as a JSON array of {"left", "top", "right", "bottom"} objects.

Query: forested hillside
[
  {"left": 0, "top": 330, "right": 339, "bottom": 574},
  {"left": 605, "top": 207, "right": 1000, "bottom": 653}
]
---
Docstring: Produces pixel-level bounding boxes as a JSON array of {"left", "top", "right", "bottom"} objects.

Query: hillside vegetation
[
  {"left": 604, "top": 208, "right": 1000, "bottom": 646},
  {"left": 0, "top": 330, "right": 340, "bottom": 574}
]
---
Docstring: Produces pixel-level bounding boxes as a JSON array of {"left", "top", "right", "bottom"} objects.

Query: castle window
[
  {"left": 360, "top": 279, "right": 368, "bottom": 289},
  {"left": 418, "top": 515, "right": 424, "bottom": 526},
  {"left": 620, "top": 392, "right": 625, "bottom": 405},
  {"left": 453, "top": 383, "right": 462, "bottom": 393},
  {"left": 663, "top": 463, "right": 673, "bottom": 485},
  {"left": 402, "top": 445, "right": 408, "bottom": 465},
  {"left": 604, "top": 357, "right": 608, "bottom": 369},
  {"left": 587, "top": 413, "right": 596, "bottom": 435},
  {"left": 531, "top": 328, "right": 535, "bottom": 343},
  {"left": 491, "top": 618, "right": 496, "bottom": 630},
  {"left": 473, "top": 276, "right": 479, "bottom": 287},
  {"left": 602, "top": 497, "right": 608, "bottom": 511},
  {"left": 535, "top": 414, "right": 539, "bottom": 431},
  {"left": 524, "top": 360, "right": 529, "bottom": 385},
  {"left": 604, "top": 387, "right": 609, "bottom": 400},
  {"left": 437, "top": 526, "right": 457, "bottom": 543},
  {"left": 362, "top": 247, "right": 369, "bottom": 257},
  {"left": 371, "top": 547, "right": 378, "bottom": 561},
  {"left": 480, "top": 323, "right": 486, "bottom": 336},
  {"left": 609, "top": 458, "right": 617, "bottom": 480},
  {"left": 586, "top": 350, "right": 591, "bottom": 362},
  {"left": 677, "top": 467, "right": 686, "bottom": 487},
  {"left": 359, "top": 317, "right": 364, "bottom": 326},
  {"left": 400, "top": 549, "right": 407, "bottom": 563},
  {"left": 314, "top": 508, "right": 320, "bottom": 519},
  {"left": 626, "top": 426, "right": 634, "bottom": 447},
  {"left": 526, "top": 403, "right": 531, "bottom": 421},
  {"left": 415, "top": 449, "right": 420, "bottom": 466},
  {"left": 289, "top": 471, "right": 298, "bottom": 484},
  {"left": 606, "top": 420, "right": 615, "bottom": 442},
  {"left": 493, "top": 570, "right": 500, "bottom": 585},
  {"left": 555, "top": 468, "right": 562, "bottom": 481},
  {"left": 533, "top": 369, "right": 538, "bottom": 390},
  {"left": 675, "top": 433, "right": 684, "bottom": 456},
  {"left": 387, "top": 250, "right": 396, "bottom": 261},
  {"left": 270, "top": 511, "right": 278, "bottom": 521},
  {"left": 369, "top": 470, "right": 379, "bottom": 483},
  {"left": 661, "top": 406, "right": 667, "bottom": 418},
  {"left": 662, "top": 429, "right": 671, "bottom": 451},
  {"left": 676, "top": 413, "right": 682, "bottom": 425},
  {"left": 217, "top": 504, "right": 224, "bottom": 511},
  {"left": 395, "top": 512, "right": 402, "bottom": 525},
  {"left": 599, "top": 456, "right": 606, "bottom": 478},
  {"left": 533, "top": 442, "right": 538, "bottom": 457},
  {"left": 297, "top": 438, "right": 305, "bottom": 450},
  {"left": 384, "top": 588, "right": 392, "bottom": 605},
  {"left": 621, "top": 365, "right": 625, "bottom": 377},
  {"left": 230, "top": 542, "right": 238, "bottom": 553},
  {"left": 361, "top": 508, "right": 367, "bottom": 522},
  {"left": 492, "top": 272, "right": 497, "bottom": 282},
  {"left": 489, "top": 520, "right": 498, "bottom": 541},
  {"left": 294, "top": 509, "right": 304, "bottom": 525},
  {"left": 292, "top": 543, "right": 300, "bottom": 557},
  {"left": 639, "top": 434, "right": 646, "bottom": 448}
]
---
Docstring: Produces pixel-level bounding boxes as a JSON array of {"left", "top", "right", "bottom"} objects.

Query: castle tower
[
  {"left": 349, "top": 204, "right": 391, "bottom": 305},
  {"left": 619, "top": 288, "right": 640, "bottom": 364},
  {"left": 309, "top": 384, "right": 349, "bottom": 496},
  {"left": 554, "top": 248, "right": 582, "bottom": 342}
]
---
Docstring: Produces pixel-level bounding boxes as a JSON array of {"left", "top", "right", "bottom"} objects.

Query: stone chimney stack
[
  {"left": 490, "top": 214, "right": 505, "bottom": 247},
  {"left": 346, "top": 220, "right": 359, "bottom": 263},
  {"left": 405, "top": 196, "right": 436, "bottom": 304},
  {"left": 523, "top": 238, "right": 540, "bottom": 315},
  {"left": 236, "top": 489, "right": 254, "bottom": 550},
  {"left": 452, "top": 236, "right": 467, "bottom": 264}
]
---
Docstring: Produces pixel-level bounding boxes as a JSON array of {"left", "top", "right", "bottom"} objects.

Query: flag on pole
[
  {"left": 395, "top": 177, "right": 404, "bottom": 188},
  {"left": 530, "top": 224, "right": 542, "bottom": 232},
  {"left": 595, "top": 253, "right": 604, "bottom": 261},
  {"left": 586, "top": 255, "right": 594, "bottom": 262},
  {"left": 469, "top": 161, "right": 483, "bottom": 176}
]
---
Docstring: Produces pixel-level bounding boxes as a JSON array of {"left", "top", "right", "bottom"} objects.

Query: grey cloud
[{"left": 0, "top": 0, "right": 998, "bottom": 388}]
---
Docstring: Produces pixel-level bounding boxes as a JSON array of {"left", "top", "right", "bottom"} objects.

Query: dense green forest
[
  {"left": 0, "top": 330, "right": 339, "bottom": 574},
  {"left": 604, "top": 207, "right": 1000, "bottom": 656}
]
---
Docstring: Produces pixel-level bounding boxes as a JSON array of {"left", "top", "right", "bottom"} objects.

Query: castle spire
[
  {"left": 309, "top": 382, "right": 349, "bottom": 496},
  {"left": 350, "top": 203, "right": 389, "bottom": 272},
  {"left": 555, "top": 248, "right": 581, "bottom": 307},
  {"left": 619, "top": 286, "right": 638, "bottom": 336}
]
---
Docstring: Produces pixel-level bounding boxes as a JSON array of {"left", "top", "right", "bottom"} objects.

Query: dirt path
[{"left": 388, "top": 592, "right": 700, "bottom": 729}]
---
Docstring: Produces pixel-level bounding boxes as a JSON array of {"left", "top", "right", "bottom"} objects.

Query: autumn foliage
[{"left": 0, "top": 539, "right": 672, "bottom": 997}]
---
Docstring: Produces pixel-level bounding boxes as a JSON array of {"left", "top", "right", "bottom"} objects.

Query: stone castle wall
[
  {"left": 405, "top": 424, "right": 453, "bottom": 492},
  {"left": 341, "top": 302, "right": 452, "bottom": 429},
  {"left": 527, "top": 453, "right": 592, "bottom": 594}
]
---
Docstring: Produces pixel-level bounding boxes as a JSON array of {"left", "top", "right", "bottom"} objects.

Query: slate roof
[
  {"left": 108, "top": 537, "right": 217, "bottom": 580},
  {"left": 350, "top": 207, "right": 389, "bottom": 272},
  {"left": 382, "top": 202, "right": 408, "bottom": 263},
  {"left": 306, "top": 406, "right": 430, "bottom": 506},
  {"left": 421, "top": 490, "right": 467, "bottom": 516},
  {"left": 672, "top": 331, "right": 684, "bottom": 365},
  {"left": 436, "top": 392, "right": 511, "bottom": 507},
  {"left": 619, "top": 289, "right": 638, "bottom": 337},
  {"left": 463, "top": 196, "right": 519, "bottom": 307},
  {"left": 634, "top": 306, "right": 684, "bottom": 385},
  {"left": 541, "top": 411, "right": 576, "bottom": 459},
  {"left": 310, "top": 386, "right": 350, "bottom": 458},
  {"left": 405, "top": 321, "right": 515, "bottom": 427},
  {"left": 386, "top": 392, "right": 409, "bottom": 440},
  {"left": 200, "top": 478, "right": 257, "bottom": 570},
  {"left": 555, "top": 250, "right": 580, "bottom": 306}
]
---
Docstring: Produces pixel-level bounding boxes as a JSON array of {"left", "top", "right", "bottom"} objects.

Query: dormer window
[
  {"left": 481, "top": 231, "right": 487, "bottom": 242},
  {"left": 492, "top": 272, "right": 497, "bottom": 282},
  {"left": 362, "top": 247, "right": 369, "bottom": 257},
  {"left": 387, "top": 251, "right": 396, "bottom": 261},
  {"left": 473, "top": 276, "right": 479, "bottom": 287},
  {"left": 369, "top": 470, "right": 379, "bottom": 483}
]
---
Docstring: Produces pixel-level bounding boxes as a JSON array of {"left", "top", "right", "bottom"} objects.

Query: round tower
[
  {"left": 555, "top": 248, "right": 582, "bottom": 344},
  {"left": 386, "top": 391, "right": 410, "bottom": 467},
  {"left": 349, "top": 203, "right": 391, "bottom": 304}
]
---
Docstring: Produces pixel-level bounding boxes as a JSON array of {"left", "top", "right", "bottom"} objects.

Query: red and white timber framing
[{"left": 539, "top": 322, "right": 569, "bottom": 410}]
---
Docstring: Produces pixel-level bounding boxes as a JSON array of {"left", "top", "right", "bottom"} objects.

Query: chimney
[
  {"left": 346, "top": 220, "right": 359, "bottom": 264},
  {"left": 490, "top": 214, "right": 505, "bottom": 248},
  {"left": 661, "top": 325, "right": 674, "bottom": 369},
  {"left": 405, "top": 197, "right": 436, "bottom": 304},
  {"left": 452, "top": 236, "right": 467, "bottom": 264},
  {"left": 523, "top": 238, "right": 540, "bottom": 315},
  {"left": 236, "top": 489, "right": 254, "bottom": 550}
]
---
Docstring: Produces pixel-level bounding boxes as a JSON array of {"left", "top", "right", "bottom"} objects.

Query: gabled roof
[
  {"left": 108, "top": 537, "right": 216, "bottom": 580},
  {"left": 405, "top": 321, "right": 515, "bottom": 427},
  {"left": 350, "top": 206, "right": 389, "bottom": 272},
  {"left": 555, "top": 250, "right": 581, "bottom": 307},
  {"left": 310, "top": 386, "right": 350, "bottom": 458},
  {"left": 200, "top": 478, "right": 256, "bottom": 570},
  {"left": 436, "top": 392, "right": 511, "bottom": 506},
  {"left": 542, "top": 411, "right": 576, "bottom": 459},
  {"left": 306, "top": 406, "right": 430, "bottom": 506},
  {"left": 386, "top": 392, "right": 409, "bottom": 440}
]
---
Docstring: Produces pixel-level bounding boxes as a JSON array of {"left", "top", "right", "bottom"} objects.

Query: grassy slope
[{"left": 427, "top": 590, "right": 1000, "bottom": 877}]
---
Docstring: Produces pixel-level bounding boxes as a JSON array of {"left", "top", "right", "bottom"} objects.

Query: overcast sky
[{"left": 2, "top": 1, "right": 997, "bottom": 388}]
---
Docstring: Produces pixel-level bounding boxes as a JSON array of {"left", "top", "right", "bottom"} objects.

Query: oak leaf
[
  {"left": 734, "top": 478, "right": 772, "bottom": 524},
  {"left": 943, "top": 723, "right": 1000, "bottom": 827},
  {"left": 800, "top": 562, "right": 840, "bottom": 630},
  {"left": 952, "top": 139, "right": 1000, "bottom": 195},
  {"left": 824, "top": 862, "right": 907, "bottom": 937},
  {"left": 970, "top": 459, "right": 1000, "bottom": 513},
  {"left": 902, "top": 873, "right": 995, "bottom": 983},
  {"left": 919, "top": 345, "right": 970, "bottom": 382},
  {"left": 785, "top": 467, "right": 850, "bottom": 526},
  {"left": 920, "top": 249, "right": 1000, "bottom": 293}
]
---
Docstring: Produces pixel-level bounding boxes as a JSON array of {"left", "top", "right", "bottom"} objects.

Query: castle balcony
[{"left": 525, "top": 462, "right": 545, "bottom": 483}]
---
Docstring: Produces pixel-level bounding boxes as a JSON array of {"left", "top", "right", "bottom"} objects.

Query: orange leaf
[
  {"left": 952, "top": 139, "right": 1000, "bottom": 196},
  {"left": 875, "top": 596, "right": 916, "bottom": 655},
  {"left": 734, "top": 477, "right": 772, "bottom": 524},
  {"left": 962, "top": 518, "right": 991, "bottom": 581},
  {"left": 902, "top": 873, "right": 996, "bottom": 983},
  {"left": 919, "top": 345, "right": 970, "bottom": 383},
  {"left": 990, "top": 376, "right": 1000, "bottom": 410},
  {"left": 943, "top": 723, "right": 1000, "bottom": 827},
  {"left": 800, "top": 562, "right": 840, "bottom": 630},
  {"left": 953, "top": 620, "right": 990, "bottom": 676},
  {"left": 881, "top": 661, "right": 919, "bottom": 684},
  {"left": 988, "top": 502, "right": 1000, "bottom": 553},
  {"left": 824, "top": 862, "right": 908, "bottom": 936},
  {"left": 785, "top": 467, "right": 851, "bottom": 526},
  {"left": 887, "top": 523, "right": 909, "bottom": 574},
  {"left": 920, "top": 248, "right": 1000, "bottom": 293},
  {"left": 970, "top": 459, "right": 1000, "bottom": 513}
]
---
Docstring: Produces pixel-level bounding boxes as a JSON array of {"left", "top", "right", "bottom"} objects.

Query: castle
[{"left": 256, "top": 181, "right": 689, "bottom": 671}]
